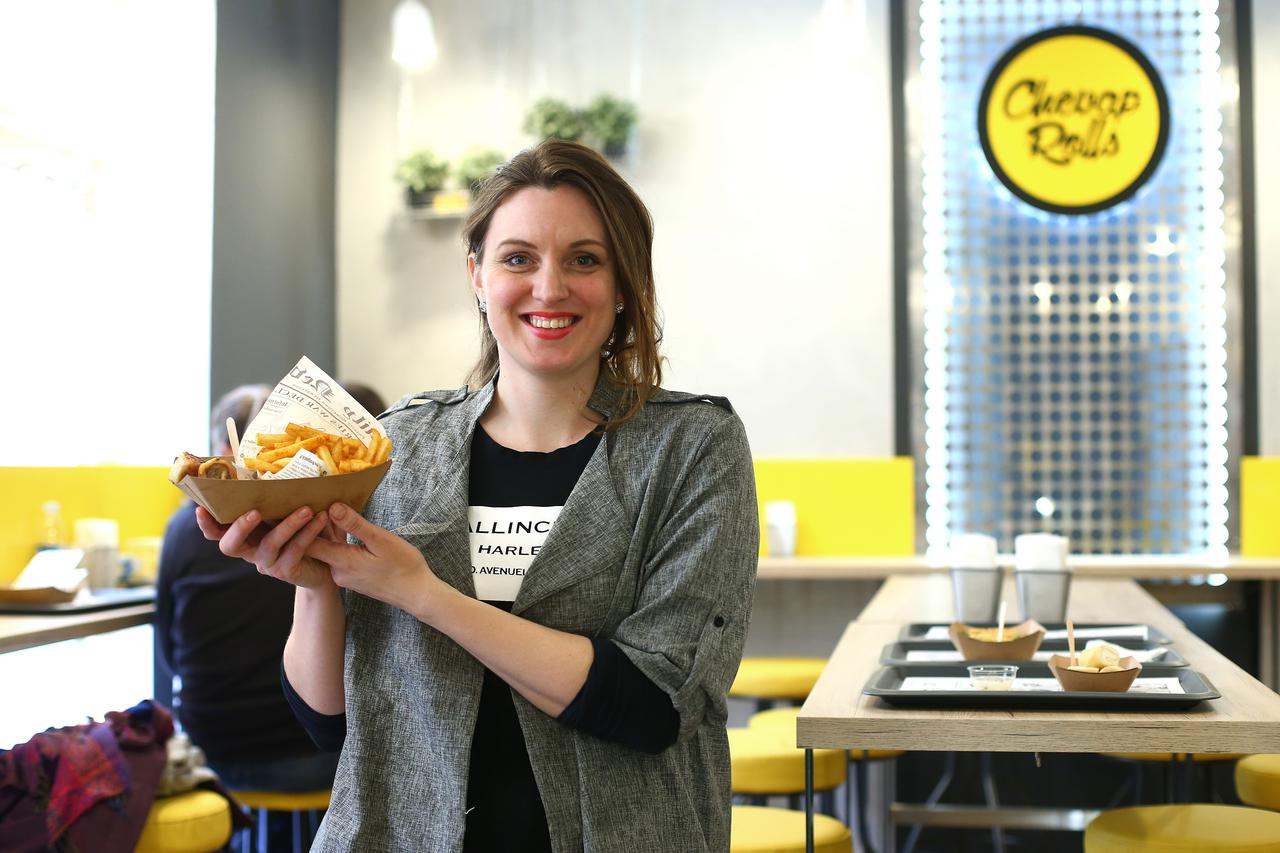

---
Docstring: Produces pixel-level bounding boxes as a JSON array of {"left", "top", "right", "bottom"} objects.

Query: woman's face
[{"left": 470, "top": 185, "right": 619, "bottom": 387}]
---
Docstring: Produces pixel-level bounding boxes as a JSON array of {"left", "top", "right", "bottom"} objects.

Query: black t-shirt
[
  {"left": 156, "top": 503, "right": 319, "bottom": 763},
  {"left": 282, "top": 424, "right": 680, "bottom": 851}
]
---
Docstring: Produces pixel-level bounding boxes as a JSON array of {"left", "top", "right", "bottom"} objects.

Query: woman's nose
[{"left": 530, "top": 266, "right": 570, "bottom": 303}]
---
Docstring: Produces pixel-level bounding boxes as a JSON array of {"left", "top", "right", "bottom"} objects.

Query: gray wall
[{"left": 211, "top": 0, "right": 340, "bottom": 398}]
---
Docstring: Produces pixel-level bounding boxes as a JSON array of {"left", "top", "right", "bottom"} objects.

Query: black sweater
[{"left": 156, "top": 503, "right": 319, "bottom": 763}]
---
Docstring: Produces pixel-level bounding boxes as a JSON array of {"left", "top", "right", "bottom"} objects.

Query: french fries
[{"left": 246, "top": 423, "right": 391, "bottom": 478}]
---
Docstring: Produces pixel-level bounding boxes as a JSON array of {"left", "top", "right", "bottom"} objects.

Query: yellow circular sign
[{"left": 979, "top": 26, "right": 1168, "bottom": 214}]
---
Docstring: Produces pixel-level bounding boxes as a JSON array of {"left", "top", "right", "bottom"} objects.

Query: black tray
[
  {"left": 898, "top": 622, "right": 1174, "bottom": 646},
  {"left": 878, "top": 641, "right": 1189, "bottom": 669},
  {"left": 864, "top": 664, "right": 1219, "bottom": 711},
  {"left": 0, "top": 586, "right": 155, "bottom": 615}
]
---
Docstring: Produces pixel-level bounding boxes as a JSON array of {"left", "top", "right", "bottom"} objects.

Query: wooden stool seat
[
  {"left": 230, "top": 787, "right": 331, "bottom": 853},
  {"left": 730, "top": 804, "right": 852, "bottom": 853},
  {"left": 231, "top": 789, "right": 331, "bottom": 811},
  {"left": 729, "top": 727, "right": 845, "bottom": 794},
  {"left": 1236, "top": 754, "right": 1280, "bottom": 811},
  {"left": 135, "top": 790, "right": 232, "bottom": 853},
  {"left": 748, "top": 707, "right": 904, "bottom": 761},
  {"left": 1085, "top": 804, "right": 1280, "bottom": 852},
  {"left": 731, "top": 658, "right": 828, "bottom": 702}
]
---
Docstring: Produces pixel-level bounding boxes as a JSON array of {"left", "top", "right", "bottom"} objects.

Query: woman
[{"left": 197, "top": 140, "right": 758, "bottom": 852}]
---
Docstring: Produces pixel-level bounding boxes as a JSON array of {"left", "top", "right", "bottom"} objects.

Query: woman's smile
[{"left": 523, "top": 311, "right": 581, "bottom": 336}]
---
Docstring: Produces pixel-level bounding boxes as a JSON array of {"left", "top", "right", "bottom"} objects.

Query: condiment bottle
[{"left": 36, "top": 500, "right": 67, "bottom": 552}]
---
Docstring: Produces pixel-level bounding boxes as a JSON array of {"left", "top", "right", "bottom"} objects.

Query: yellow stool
[
  {"left": 749, "top": 706, "right": 900, "bottom": 852},
  {"left": 135, "top": 790, "right": 232, "bottom": 853},
  {"left": 731, "top": 658, "right": 828, "bottom": 709},
  {"left": 730, "top": 804, "right": 852, "bottom": 853},
  {"left": 1104, "top": 752, "right": 1245, "bottom": 804},
  {"left": 729, "top": 726, "right": 846, "bottom": 797},
  {"left": 1085, "top": 804, "right": 1280, "bottom": 852},
  {"left": 1236, "top": 754, "right": 1280, "bottom": 811},
  {"left": 231, "top": 789, "right": 331, "bottom": 853}
]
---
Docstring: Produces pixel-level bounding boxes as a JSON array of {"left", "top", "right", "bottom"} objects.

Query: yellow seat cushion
[
  {"left": 134, "top": 790, "right": 232, "bottom": 853},
  {"left": 729, "top": 727, "right": 845, "bottom": 794},
  {"left": 730, "top": 804, "right": 852, "bottom": 853},
  {"left": 231, "top": 788, "right": 331, "bottom": 811},
  {"left": 731, "top": 658, "right": 828, "bottom": 700},
  {"left": 1104, "top": 752, "right": 1245, "bottom": 763},
  {"left": 1085, "top": 804, "right": 1280, "bottom": 852},
  {"left": 1236, "top": 754, "right": 1280, "bottom": 811},
  {"left": 748, "top": 707, "right": 904, "bottom": 761}
]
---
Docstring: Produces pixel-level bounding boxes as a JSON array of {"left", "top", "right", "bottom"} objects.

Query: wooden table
[
  {"left": 796, "top": 575, "right": 1280, "bottom": 851},
  {"left": 0, "top": 604, "right": 155, "bottom": 655}
]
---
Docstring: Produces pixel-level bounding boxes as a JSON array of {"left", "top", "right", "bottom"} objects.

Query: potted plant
[
  {"left": 395, "top": 149, "right": 449, "bottom": 207},
  {"left": 522, "top": 97, "right": 584, "bottom": 142},
  {"left": 455, "top": 148, "right": 505, "bottom": 194},
  {"left": 584, "top": 94, "right": 638, "bottom": 157}
]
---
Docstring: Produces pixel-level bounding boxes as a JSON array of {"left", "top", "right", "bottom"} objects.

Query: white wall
[{"left": 336, "top": 0, "right": 895, "bottom": 457}]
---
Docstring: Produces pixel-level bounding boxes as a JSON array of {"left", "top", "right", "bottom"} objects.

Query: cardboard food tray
[
  {"left": 0, "top": 586, "right": 155, "bottom": 616},
  {"left": 898, "top": 622, "right": 1174, "bottom": 646},
  {"left": 878, "top": 641, "right": 1190, "bottom": 669},
  {"left": 863, "top": 664, "right": 1219, "bottom": 711},
  {"left": 173, "top": 455, "right": 392, "bottom": 524}
]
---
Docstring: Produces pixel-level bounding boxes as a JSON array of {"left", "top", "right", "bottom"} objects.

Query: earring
[
  {"left": 615, "top": 303, "right": 624, "bottom": 314},
  {"left": 478, "top": 299, "right": 488, "bottom": 313}
]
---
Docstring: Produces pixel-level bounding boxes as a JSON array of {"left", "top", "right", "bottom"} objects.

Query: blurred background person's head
[
  {"left": 209, "top": 384, "right": 272, "bottom": 456},
  {"left": 341, "top": 381, "right": 387, "bottom": 419}
]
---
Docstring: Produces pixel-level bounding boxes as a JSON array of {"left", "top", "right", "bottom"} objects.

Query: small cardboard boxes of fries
[{"left": 169, "top": 357, "right": 392, "bottom": 524}]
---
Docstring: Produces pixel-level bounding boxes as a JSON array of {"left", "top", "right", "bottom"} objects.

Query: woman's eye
[
  {"left": 571, "top": 254, "right": 599, "bottom": 268},
  {"left": 501, "top": 253, "right": 530, "bottom": 267}
]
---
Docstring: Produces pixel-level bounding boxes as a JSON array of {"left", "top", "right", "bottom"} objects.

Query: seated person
[{"left": 156, "top": 384, "right": 339, "bottom": 793}]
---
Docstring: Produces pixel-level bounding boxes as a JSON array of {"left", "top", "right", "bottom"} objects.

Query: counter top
[
  {"left": 0, "top": 603, "right": 155, "bottom": 655},
  {"left": 759, "top": 554, "right": 1280, "bottom": 580}
]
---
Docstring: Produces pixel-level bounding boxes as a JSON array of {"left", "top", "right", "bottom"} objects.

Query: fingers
[
  {"left": 194, "top": 507, "right": 231, "bottom": 542},
  {"left": 217, "top": 510, "right": 262, "bottom": 557},
  {"left": 275, "top": 511, "right": 330, "bottom": 570},
  {"left": 327, "top": 503, "right": 380, "bottom": 549},
  {"left": 255, "top": 506, "right": 317, "bottom": 566}
]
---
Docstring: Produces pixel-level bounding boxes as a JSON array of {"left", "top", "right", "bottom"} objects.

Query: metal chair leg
[{"left": 256, "top": 807, "right": 268, "bottom": 853}]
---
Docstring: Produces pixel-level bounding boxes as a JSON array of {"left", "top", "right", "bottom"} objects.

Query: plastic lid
[
  {"left": 1014, "top": 533, "right": 1069, "bottom": 571},
  {"left": 949, "top": 533, "right": 998, "bottom": 569}
]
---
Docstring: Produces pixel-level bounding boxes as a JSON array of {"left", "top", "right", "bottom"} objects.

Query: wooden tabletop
[
  {"left": 759, "top": 554, "right": 1280, "bottom": 581},
  {"left": 797, "top": 575, "right": 1280, "bottom": 755},
  {"left": 0, "top": 604, "right": 155, "bottom": 655}
]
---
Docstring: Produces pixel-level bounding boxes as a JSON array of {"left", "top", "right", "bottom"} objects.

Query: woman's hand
[
  {"left": 195, "top": 505, "right": 337, "bottom": 590},
  {"left": 305, "top": 502, "right": 448, "bottom": 617}
]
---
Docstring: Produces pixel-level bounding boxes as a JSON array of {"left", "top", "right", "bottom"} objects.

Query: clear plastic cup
[{"left": 968, "top": 664, "right": 1018, "bottom": 691}]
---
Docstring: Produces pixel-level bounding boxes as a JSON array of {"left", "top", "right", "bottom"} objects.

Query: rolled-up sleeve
[{"left": 610, "top": 413, "right": 759, "bottom": 743}]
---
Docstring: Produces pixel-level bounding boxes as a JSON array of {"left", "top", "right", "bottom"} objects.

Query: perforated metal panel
[{"left": 904, "top": 0, "right": 1244, "bottom": 557}]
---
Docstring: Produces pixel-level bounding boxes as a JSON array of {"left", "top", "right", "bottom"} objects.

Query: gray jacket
[{"left": 314, "top": 376, "right": 759, "bottom": 852}]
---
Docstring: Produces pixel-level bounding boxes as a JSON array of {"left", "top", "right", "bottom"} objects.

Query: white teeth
[{"left": 528, "top": 316, "right": 574, "bottom": 329}]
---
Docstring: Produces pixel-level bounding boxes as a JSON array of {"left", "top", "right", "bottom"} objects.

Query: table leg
[
  {"left": 879, "top": 757, "right": 897, "bottom": 853},
  {"left": 806, "top": 749, "right": 815, "bottom": 853},
  {"left": 1261, "top": 580, "right": 1278, "bottom": 690},
  {"left": 979, "top": 753, "right": 1006, "bottom": 853},
  {"left": 1179, "top": 752, "right": 1195, "bottom": 803}
]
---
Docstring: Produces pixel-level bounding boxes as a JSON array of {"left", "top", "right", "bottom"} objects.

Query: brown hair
[
  {"left": 209, "top": 384, "right": 272, "bottom": 455},
  {"left": 462, "top": 139, "right": 662, "bottom": 428}
]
